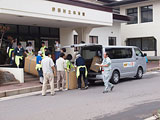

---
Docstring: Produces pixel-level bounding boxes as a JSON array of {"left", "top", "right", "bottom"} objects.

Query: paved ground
[
  {"left": 0, "top": 70, "right": 160, "bottom": 120},
  {"left": 97, "top": 101, "right": 160, "bottom": 120},
  {"left": 0, "top": 61, "right": 159, "bottom": 93}
]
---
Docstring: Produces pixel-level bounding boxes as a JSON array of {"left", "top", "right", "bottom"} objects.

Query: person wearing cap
[
  {"left": 40, "top": 42, "right": 47, "bottom": 58},
  {"left": 99, "top": 52, "right": 114, "bottom": 93},
  {"left": 14, "top": 42, "right": 25, "bottom": 68},
  {"left": 36, "top": 51, "right": 43, "bottom": 84},
  {"left": 41, "top": 51, "right": 56, "bottom": 96},
  {"left": 75, "top": 53, "right": 88, "bottom": 89}
]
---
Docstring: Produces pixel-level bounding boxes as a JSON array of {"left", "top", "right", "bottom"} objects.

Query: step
[
  {"left": 0, "top": 83, "right": 58, "bottom": 98},
  {"left": 1, "top": 81, "right": 20, "bottom": 86}
]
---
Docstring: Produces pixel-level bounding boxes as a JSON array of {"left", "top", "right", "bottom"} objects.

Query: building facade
[
  {"left": 119, "top": 0, "right": 160, "bottom": 56},
  {"left": 0, "top": 0, "right": 129, "bottom": 56}
]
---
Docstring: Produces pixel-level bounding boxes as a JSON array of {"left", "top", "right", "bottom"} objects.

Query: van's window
[
  {"left": 81, "top": 46, "right": 102, "bottom": 60},
  {"left": 134, "top": 48, "right": 144, "bottom": 57},
  {"left": 105, "top": 48, "right": 132, "bottom": 59}
]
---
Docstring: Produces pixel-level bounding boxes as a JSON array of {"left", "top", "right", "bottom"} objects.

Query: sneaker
[
  {"left": 85, "top": 86, "right": 88, "bottom": 89},
  {"left": 103, "top": 90, "right": 108, "bottom": 93},
  {"left": 62, "top": 88, "right": 68, "bottom": 91},
  {"left": 111, "top": 86, "right": 114, "bottom": 91},
  {"left": 78, "top": 88, "right": 81, "bottom": 90},
  {"left": 51, "top": 92, "right": 56, "bottom": 96}
]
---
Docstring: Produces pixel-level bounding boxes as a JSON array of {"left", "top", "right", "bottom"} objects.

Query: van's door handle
[{"left": 136, "top": 58, "right": 138, "bottom": 60}]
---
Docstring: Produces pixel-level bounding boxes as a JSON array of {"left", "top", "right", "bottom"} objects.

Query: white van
[{"left": 64, "top": 44, "right": 147, "bottom": 84}]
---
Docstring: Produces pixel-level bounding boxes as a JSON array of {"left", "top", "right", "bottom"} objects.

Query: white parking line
[{"left": 144, "top": 115, "right": 158, "bottom": 120}]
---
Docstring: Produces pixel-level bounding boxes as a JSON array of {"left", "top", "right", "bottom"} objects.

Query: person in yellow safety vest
[
  {"left": 26, "top": 42, "right": 33, "bottom": 56},
  {"left": 7, "top": 38, "right": 15, "bottom": 64},
  {"left": 66, "top": 54, "right": 74, "bottom": 71},
  {"left": 36, "top": 51, "right": 43, "bottom": 84},
  {"left": 14, "top": 43, "right": 25, "bottom": 68},
  {"left": 40, "top": 42, "right": 47, "bottom": 58},
  {"left": 75, "top": 53, "right": 88, "bottom": 90}
]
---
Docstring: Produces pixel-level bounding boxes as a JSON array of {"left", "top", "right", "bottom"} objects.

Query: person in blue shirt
[
  {"left": 75, "top": 53, "right": 88, "bottom": 89},
  {"left": 36, "top": 51, "right": 43, "bottom": 84}
]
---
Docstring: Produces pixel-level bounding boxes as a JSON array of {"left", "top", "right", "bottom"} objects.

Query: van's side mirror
[{"left": 144, "top": 53, "right": 147, "bottom": 56}]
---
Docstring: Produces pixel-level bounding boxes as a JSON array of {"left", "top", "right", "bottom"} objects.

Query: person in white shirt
[
  {"left": 26, "top": 42, "right": 33, "bottom": 55},
  {"left": 56, "top": 53, "right": 67, "bottom": 91},
  {"left": 41, "top": 51, "right": 56, "bottom": 96}
]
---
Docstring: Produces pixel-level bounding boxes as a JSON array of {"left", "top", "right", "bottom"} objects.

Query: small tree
[{"left": 0, "top": 25, "right": 10, "bottom": 48}]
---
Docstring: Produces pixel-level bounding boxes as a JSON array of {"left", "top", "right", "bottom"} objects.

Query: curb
[
  {"left": 0, "top": 85, "right": 42, "bottom": 98},
  {"left": 147, "top": 67, "right": 160, "bottom": 72}
]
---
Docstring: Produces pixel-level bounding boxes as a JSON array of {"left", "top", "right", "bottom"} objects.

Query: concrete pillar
[
  {"left": 75, "top": 27, "right": 92, "bottom": 43},
  {"left": 60, "top": 28, "right": 74, "bottom": 55}
]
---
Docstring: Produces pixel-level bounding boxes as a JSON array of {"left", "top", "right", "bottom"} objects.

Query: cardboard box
[
  {"left": 90, "top": 56, "right": 101, "bottom": 72},
  {"left": 24, "top": 56, "right": 38, "bottom": 76},
  {"left": 65, "top": 69, "right": 85, "bottom": 90}
]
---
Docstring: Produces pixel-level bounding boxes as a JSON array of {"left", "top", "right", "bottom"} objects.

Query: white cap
[
  {"left": 76, "top": 53, "right": 81, "bottom": 58},
  {"left": 38, "top": 51, "right": 42, "bottom": 54}
]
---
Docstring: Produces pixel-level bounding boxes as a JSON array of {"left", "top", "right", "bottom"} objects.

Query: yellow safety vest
[
  {"left": 66, "top": 60, "right": 74, "bottom": 70},
  {"left": 28, "top": 51, "right": 33, "bottom": 56},
  {"left": 35, "top": 64, "right": 42, "bottom": 71},
  {"left": 40, "top": 46, "right": 46, "bottom": 58},
  {"left": 9, "top": 48, "right": 14, "bottom": 58},
  {"left": 76, "top": 65, "right": 88, "bottom": 78},
  {"left": 15, "top": 55, "right": 23, "bottom": 67}
]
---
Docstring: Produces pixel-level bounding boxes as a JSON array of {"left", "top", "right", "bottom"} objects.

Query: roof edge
[
  {"left": 47, "top": 0, "right": 113, "bottom": 12},
  {"left": 113, "top": 14, "right": 130, "bottom": 22}
]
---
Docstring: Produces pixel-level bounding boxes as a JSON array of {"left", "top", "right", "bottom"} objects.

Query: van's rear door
[{"left": 81, "top": 45, "right": 103, "bottom": 79}]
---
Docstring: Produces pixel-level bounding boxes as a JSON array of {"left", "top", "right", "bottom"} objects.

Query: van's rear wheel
[
  {"left": 136, "top": 67, "right": 143, "bottom": 79},
  {"left": 110, "top": 70, "right": 120, "bottom": 84}
]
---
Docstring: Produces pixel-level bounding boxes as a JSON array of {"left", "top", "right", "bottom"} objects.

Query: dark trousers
[
  {"left": 78, "top": 70, "right": 88, "bottom": 88},
  {"left": 37, "top": 68, "right": 43, "bottom": 77},
  {"left": 19, "top": 59, "right": 24, "bottom": 68}
]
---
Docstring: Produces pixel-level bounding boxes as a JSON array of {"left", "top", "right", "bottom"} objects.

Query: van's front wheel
[{"left": 110, "top": 70, "right": 120, "bottom": 84}]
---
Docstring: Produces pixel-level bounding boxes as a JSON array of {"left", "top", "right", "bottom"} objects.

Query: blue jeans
[
  {"left": 55, "top": 51, "right": 61, "bottom": 61},
  {"left": 37, "top": 68, "right": 43, "bottom": 77}
]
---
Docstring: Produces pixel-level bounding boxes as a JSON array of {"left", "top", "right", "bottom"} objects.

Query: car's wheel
[
  {"left": 110, "top": 70, "right": 120, "bottom": 84},
  {"left": 136, "top": 67, "right": 143, "bottom": 79}
]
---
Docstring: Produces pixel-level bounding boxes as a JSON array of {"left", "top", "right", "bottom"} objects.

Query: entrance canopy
[{"left": 0, "top": 0, "right": 113, "bottom": 28}]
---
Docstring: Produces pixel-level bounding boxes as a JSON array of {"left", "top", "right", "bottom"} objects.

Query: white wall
[
  {"left": 120, "top": 0, "right": 160, "bottom": 56},
  {"left": 0, "top": 0, "right": 112, "bottom": 27},
  {"left": 89, "top": 22, "right": 121, "bottom": 46},
  {"left": 0, "top": 68, "right": 24, "bottom": 83},
  {"left": 60, "top": 28, "right": 75, "bottom": 55},
  {"left": 61, "top": 22, "right": 121, "bottom": 52}
]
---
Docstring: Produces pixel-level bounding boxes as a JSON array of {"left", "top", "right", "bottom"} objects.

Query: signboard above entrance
[{"left": 52, "top": 7, "right": 86, "bottom": 17}]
